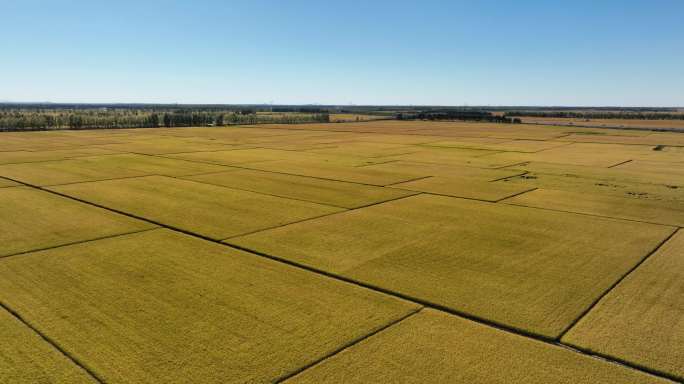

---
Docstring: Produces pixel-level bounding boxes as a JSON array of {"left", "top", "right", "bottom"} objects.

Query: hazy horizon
[{"left": 2, "top": 0, "right": 683, "bottom": 107}]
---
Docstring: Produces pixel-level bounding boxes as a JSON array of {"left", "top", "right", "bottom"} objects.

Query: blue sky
[{"left": 1, "top": 0, "right": 683, "bottom": 106}]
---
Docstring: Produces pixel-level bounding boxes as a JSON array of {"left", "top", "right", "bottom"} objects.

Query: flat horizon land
[{"left": 0, "top": 119, "right": 682, "bottom": 383}]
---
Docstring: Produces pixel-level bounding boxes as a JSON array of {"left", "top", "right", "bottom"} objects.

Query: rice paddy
[{"left": 0, "top": 120, "right": 682, "bottom": 383}]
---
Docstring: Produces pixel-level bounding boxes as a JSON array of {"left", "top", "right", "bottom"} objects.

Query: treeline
[
  {"left": 397, "top": 110, "right": 521, "bottom": 123},
  {"left": 505, "top": 111, "right": 684, "bottom": 120},
  {"left": 0, "top": 109, "right": 329, "bottom": 132}
]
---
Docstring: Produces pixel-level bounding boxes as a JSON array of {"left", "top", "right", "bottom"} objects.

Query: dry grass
[
  {"left": 563, "top": 231, "right": 684, "bottom": 381},
  {"left": 50, "top": 175, "right": 343, "bottom": 239},
  {"left": 0, "top": 229, "right": 418, "bottom": 383},
  {"left": 287, "top": 309, "right": 668, "bottom": 384},
  {"left": 231, "top": 194, "right": 673, "bottom": 338},
  {"left": 0, "top": 187, "right": 153, "bottom": 257}
]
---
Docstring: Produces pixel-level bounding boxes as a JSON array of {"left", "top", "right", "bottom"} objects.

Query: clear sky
[{"left": 1, "top": 0, "right": 683, "bottom": 106}]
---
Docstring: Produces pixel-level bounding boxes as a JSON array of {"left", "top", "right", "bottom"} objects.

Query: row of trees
[
  {"left": 0, "top": 109, "right": 329, "bottom": 131},
  {"left": 397, "top": 110, "right": 521, "bottom": 124},
  {"left": 505, "top": 111, "right": 684, "bottom": 120}
]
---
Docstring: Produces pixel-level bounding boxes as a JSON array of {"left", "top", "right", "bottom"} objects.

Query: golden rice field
[{"left": 0, "top": 120, "right": 682, "bottom": 383}]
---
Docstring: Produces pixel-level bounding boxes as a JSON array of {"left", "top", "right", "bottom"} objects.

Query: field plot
[
  {"left": 94, "top": 137, "right": 240, "bottom": 154},
  {"left": 504, "top": 189, "right": 684, "bottom": 226},
  {"left": 360, "top": 160, "right": 524, "bottom": 180},
  {"left": 500, "top": 172, "right": 684, "bottom": 203},
  {"left": 231, "top": 194, "right": 673, "bottom": 338},
  {"left": 50, "top": 175, "right": 343, "bottom": 239},
  {"left": 0, "top": 307, "right": 96, "bottom": 383},
  {"left": 0, "top": 153, "right": 229, "bottom": 186},
  {"left": 0, "top": 187, "right": 153, "bottom": 257},
  {"left": 286, "top": 309, "right": 668, "bottom": 384},
  {"left": 0, "top": 120, "right": 682, "bottom": 383},
  {"left": 424, "top": 138, "right": 570, "bottom": 153},
  {"left": 613, "top": 159, "right": 684, "bottom": 180},
  {"left": 390, "top": 175, "right": 534, "bottom": 201},
  {"left": 243, "top": 159, "right": 420, "bottom": 185},
  {"left": 563, "top": 231, "right": 684, "bottom": 381},
  {"left": 482, "top": 143, "right": 651, "bottom": 167},
  {"left": 0, "top": 178, "right": 18, "bottom": 188},
  {"left": 523, "top": 116, "right": 684, "bottom": 131},
  {"left": 185, "top": 169, "right": 417, "bottom": 208},
  {"left": 0, "top": 147, "right": 120, "bottom": 165},
  {"left": 0, "top": 229, "right": 418, "bottom": 383}
]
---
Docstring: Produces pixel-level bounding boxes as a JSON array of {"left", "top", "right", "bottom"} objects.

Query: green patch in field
[
  {"left": 49, "top": 175, "right": 344, "bottom": 239},
  {"left": 0, "top": 229, "right": 418, "bottom": 383},
  {"left": 230, "top": 194, "right": 673, "bottom": 338},
  {"left": 563, "top": 231, "right": 684, "bottom": 381},
  {"left": 0, "top": 187, "right": 153, "bottom": 257},
  {"left": 185, "top": 169, "right": 417, "bottom": 209},
  {"left": 286, "top": 309, "right": 668, "bottom": 384}
]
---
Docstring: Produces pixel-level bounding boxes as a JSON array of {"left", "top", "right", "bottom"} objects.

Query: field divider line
[
  {"left": 491, "top": 161, "right": 531, "bottom": 169},
  {"left": 493, "top": 187, "right": 538, "bottom": 203},
  {"left": 220, "top": 193, "right": 422, "bottom": 240},
  {"left": 223, "top": 243, "right": 679, "bottom": 384},
  {"left": 273, "top": 307, "right": 424, "bottom": 383},
  {"left": 488, "top": 171, "right": 528, "bottom": 182},
  {"left": 383, "top": 175, "right": 433, "bottom": 186},
  {"left": 353, "top": 159, "right": 400, "bottom": 168},
  {"left": 561, "top": 341, "right": 684, "bottom": 383},
  {"left": 0, "top": 227, "right": 160, "bottom": 261},
  {"left": 4, "top": 176, "right": 678, "bottom": 383},
  {"left": 0, "top": 151, "right": 129, "bottom": 167},
  {"left": 40, "top": 174, "right": 159, "bottom": 188},
  {"left": 557, "top": 227, "right": 680, "bottom": 340},
  {"left": 381, "top": 188, "right": 527, "bottom": 204},
  {"left": 166, "top": 175, "right": 352, "bottom": 210},
  {"left": 607, "top": 159, "right": 633, "bottom": 168},
  {"left": 500, "top": 200, "right": 682, "bottom": 228},
  {"left": 141, "top": 151, "right": 414, "bottom": 188},
  {"left": 0, "top": 300, "right": 106, "bottom": 383}
]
